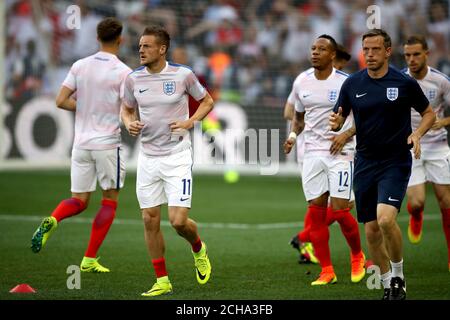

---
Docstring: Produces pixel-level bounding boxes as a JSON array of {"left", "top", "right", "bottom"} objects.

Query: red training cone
[{"left": 9, "top": 284, "right": 36, "bottom": 293}]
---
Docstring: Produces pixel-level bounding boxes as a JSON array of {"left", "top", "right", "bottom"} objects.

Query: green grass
[{"left": 0, "top": 170, "right": 448, "bottom": 300}]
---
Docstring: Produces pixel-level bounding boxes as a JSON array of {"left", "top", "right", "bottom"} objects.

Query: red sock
[
  {"left": 192, "top": 237, "right": 202, "bottom": 253},
  {"left": 441, "top": 208, "right": 450, "bottom": 264},
  {"left": 407, "top": 202, "right": 424, "bottom": 220},
  {"left": 152, "top": 257, "right": 168, "bottom": 278},
  {"left": 84, "top": 199, "right": 116, "bottom": 258},
  {"left": 298, "top": 208, "right": 312, "bottom": 242},
  {"left": 334, "top": 208, "right": 362, "bottom": 255},
  {"left": 308, "top": 205, "right": 331, "bottom": 268},
  {"left": 51, "top": 197, "right": 86, "bottom": 222},
  {"left": 325, "top": 205, "right": 335, "bottom": 225}
]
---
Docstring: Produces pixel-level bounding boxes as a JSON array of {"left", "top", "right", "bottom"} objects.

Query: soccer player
[
  {"left": 285, "top": 44, "right": 356, "bottom": 265},
  {"left": 402, "top": 35, "right": 450, "bottom": 271},
  {"left": 329, "top": 29, "right": 435, "bottom": 300},
  {"left": 284, "top": 35, "right": 366, "bottom": 285},
  {"left": 31, "top": 17, "right": 131, "bottom": 273},
  {"left": 121, "top": 25, "right": 214, "bottom": 297}
]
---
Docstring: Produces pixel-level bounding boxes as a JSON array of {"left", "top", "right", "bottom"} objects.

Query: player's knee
[
  {"left": 170, "top": 216, "right": 187, "bottom": 231},
  {"left": 377, "top": 214, "right": 396, "bottom": 231},
  {"left": 408, "top": 198, "right": 425, "bottom": 212},
  {"left": 141, "top": 210, "right": 160, "bottom": 228}
]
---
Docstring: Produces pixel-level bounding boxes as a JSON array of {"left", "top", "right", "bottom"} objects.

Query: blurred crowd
[{"left": 5, "top": 0, "right": 450, "bottom": 107}]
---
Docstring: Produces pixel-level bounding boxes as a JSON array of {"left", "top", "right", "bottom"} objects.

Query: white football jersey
[
  {"left": 405, "top": 67, "right": 450, "bottom": 150},
  {"left": 123, "top": 62, "right": 207, "bottom": 156},
  {"left": 63, "top": 51, "right": 131, "bottom": 150},
  {"left": 292, "top": 67, "right": 355, "bottom": 156}
]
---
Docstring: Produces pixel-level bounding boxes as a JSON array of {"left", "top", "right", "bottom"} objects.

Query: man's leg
[
  {"left": 31, "top": 192, "right": 89, "bottom": 253},
  {"left": 406, "top": 184, "right": 426, "bottom": 244},
  {"left": 433, "top": 183, "right": 450, "bottom": 271},
  {"left": 141, "top": 206, "right": 173, "bottom": 297},
  {"left": 168, "top": 206, "right": 211, "bottom": 284},
  {"left": 308, "top": 193, "right": 336, "bottom": 285},
  {"left": 331, "top": 197, "right": 365, "bottom": 282},
  {"left": 364, "top": 220, "right": 391, "bottom": 299},
  {"left": 377, "top": 203, "right": 406, "bottom": 300},
  {"left": 81, "top": 189, "right": 118, "bottom": 273}
]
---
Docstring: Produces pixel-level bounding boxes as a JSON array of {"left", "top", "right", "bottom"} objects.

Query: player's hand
[
  {"left": 170, "top": 119, "right": 194, "bottom": 131},
  {"left": 329, "top": 107, "right": 344, "bottom": 131},
  {"left": 431, "top": 118, "right": 446, "bottom": 130},
  {"left": 329, "top": 132, "right": 351, "bottom": 155},
  {"left": 127, "top": 120, "right": 145, "bottom": 137},
  {"left": 283, "top": 138, "right": 295, "bottom": 154},
  {"left": 407, "top": 132, "right": 421, "bottom": 159}
]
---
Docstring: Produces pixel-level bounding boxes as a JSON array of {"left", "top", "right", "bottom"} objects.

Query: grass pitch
[{"left": 0, "top": 170, "right": 449, "bottom": 300}]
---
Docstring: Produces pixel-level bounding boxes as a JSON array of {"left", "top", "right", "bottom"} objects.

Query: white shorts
[
  {"left": 408, "top": 149, "right": 450, "bottom": 186},
  {"left": 302, "top": 155, "right": 353, "bottom": 201},
  {"left": 136, "top": 148, "right": 193, "bottom": 209},
  {"left": 71, "top": 147, "right": 125, "bottom": 193}
]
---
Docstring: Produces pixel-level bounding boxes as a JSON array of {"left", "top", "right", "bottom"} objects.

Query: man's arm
[
  {"left": 329, "top": 107, "right": 346, "bottom": 131},
  {"left": 121, "top": 104, "right": 144, "bottom": 137},
  {"left": 283, "top": 111, "right": 305, "bottom": 154},
  {"left": 408, "top": 105, "right": 436, "bottom": 159},
  {"left": 170, "top": 92, "right": 214, "bottom": 131},
  {"left": 283, "top": 102, "right": 294, "bottom": 121},
  {"left": 56, "top": 86, "right": 76, "bottom": 111},
  {"left": 329, "top": 122, "right": 356, "bottom": 155},
  {"left": 431, "top": 116, "right": 450, "bottom": 130}
]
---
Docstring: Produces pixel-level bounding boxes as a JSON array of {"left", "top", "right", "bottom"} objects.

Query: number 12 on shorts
[
  {"left": 182, "top": 178, "right": 191, "bottom": 195},
  {"left": 338, "top": 171, "right": 349, "bottom": 187}
]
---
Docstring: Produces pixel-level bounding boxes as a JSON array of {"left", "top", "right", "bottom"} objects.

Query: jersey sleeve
[
  {"left": 62, "top": 61, "right": 79, "bottom": 90},
  {"left": 408, "top": 78, "right": 429, "bottom": 114},
  {"left": 186, "top": 71, "right": 207, "bottom": 101},
  {"left": 122, "top": 75, "right": 138, "bottom": 109},
  {"left": 286, "top": 87, "right": 295, "bottom": 105},
  {"left": 291, "top": 81, "right": 304, "bottom": 112},
  {"left": 333, "top": 77, "right": 351, "bottom": 117}
]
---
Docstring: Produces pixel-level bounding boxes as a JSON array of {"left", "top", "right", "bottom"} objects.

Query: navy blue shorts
[{"left": 353, "top": 152, "right": 412, "bottom": 223}]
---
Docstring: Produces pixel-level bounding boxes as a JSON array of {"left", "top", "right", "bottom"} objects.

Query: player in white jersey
[
  {"left": 284, "top": 35, "right": 366, "bottom": 285},
  {"left": 285, "top": 45, "right": 361, "bottom": 265},
  {"left": 121, "top": 26, "right": 214, "bottom": 297},
  {"left": 31, "top": 18, "right": 131, "bottom": 273},
  {"left": 403, "top": 35, "right": 450, "bottom": 271}
]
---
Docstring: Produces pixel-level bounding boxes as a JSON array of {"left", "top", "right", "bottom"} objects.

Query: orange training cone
[{"left": 9, "top": 284, "right": 36, "bottom": 293}]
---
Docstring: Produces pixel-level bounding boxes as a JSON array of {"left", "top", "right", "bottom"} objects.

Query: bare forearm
[
  {"left": 415, "top": 108, "right": 436, "bottom": 138},
  {"left": 290, "top": 112, "right": 305, "bottom": 135},
  {"left": 190, "top": 94, "right": 214, "bottom": 123},
  {"left": 121, "top": 105, "right": 138, "bottom": 128},
  {"left": 57, "top": 98, "right": 77, "bottom": 111}
]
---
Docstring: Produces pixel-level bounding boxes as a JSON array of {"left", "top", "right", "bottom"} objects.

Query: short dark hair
[
  {"left": 318, "top": 34, "right": 338, "bottom": 51},
  {"left": 97, "top": 17, "right": 123, "bottom": 43},
  {"left": 362, "top": 29, "right": 391, "bottom": 48},
  {"left": 142, "top": 25, "right": 171, "bottom": 52},
  {"left": 336, "top": 44, "right": 351, "bottom": 61},
  {"left": 404, "top": 35, "right": 429, "bottom": 50}
]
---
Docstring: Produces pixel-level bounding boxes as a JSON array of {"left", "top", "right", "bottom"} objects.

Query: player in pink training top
[
  {"left": 31, "top": 17, "right": 131, "bottom": 273},
  {"left": 121, "top": 25, "right": 214, "bottom": 297}
]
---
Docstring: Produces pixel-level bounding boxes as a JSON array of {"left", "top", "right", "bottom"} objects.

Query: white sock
[
  {"left": 390, "top": 259, "right": 404, "bottom": 279},
  {"left": 380, "top": 271, "right": 392, "bottom": 289}
]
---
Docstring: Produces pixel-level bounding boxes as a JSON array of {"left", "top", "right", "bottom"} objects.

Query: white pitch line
[{"left": 0, "top": 213, "right": 442, "bottom": 230}]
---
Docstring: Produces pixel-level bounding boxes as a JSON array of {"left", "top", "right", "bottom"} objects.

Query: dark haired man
[
  {"left": 31, "top": 17, "right": 131, "bottom": 273},
  {"left": 122, "top": 25, "right": 214, "bottom": 296}
]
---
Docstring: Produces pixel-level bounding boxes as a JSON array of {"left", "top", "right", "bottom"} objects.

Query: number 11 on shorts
[{"left": 182, "top": 178, "right": 191, "bottom": 195}]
